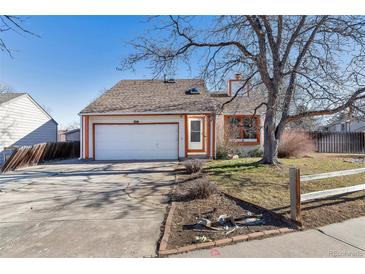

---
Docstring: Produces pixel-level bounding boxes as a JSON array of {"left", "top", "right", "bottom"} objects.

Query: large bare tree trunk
[{"left": 260, "top": 109, "right": 279, "bottom": 164}]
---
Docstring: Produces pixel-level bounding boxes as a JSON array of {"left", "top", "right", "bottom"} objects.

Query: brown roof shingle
[
  {"left": 211, "top": 92, "right": 267, "bottom": 115},
  {"left": 80, "top": 79, "right": 216, "bottom": 114}
]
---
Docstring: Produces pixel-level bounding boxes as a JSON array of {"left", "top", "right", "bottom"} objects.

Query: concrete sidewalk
[{"left": 172, "top": 216, "right": 365, "bottom": 258}]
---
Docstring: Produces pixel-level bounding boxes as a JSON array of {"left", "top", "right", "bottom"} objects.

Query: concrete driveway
[{"left": 0, "top": 160, "right": 176, "bottom": 257}]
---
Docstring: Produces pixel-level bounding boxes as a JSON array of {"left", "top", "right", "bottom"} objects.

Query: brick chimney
[
  {"left": 227, "top": 73, "right": 243, "bottom": 96},
  {"left": 235, "top": 73, "right": 242, "bottom": 80}
]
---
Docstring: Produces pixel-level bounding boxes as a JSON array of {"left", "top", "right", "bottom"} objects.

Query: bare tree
[
  {"left": 0, "top": 83, "right": 15, "bottom": 93},
  {"left": 0, "top": 15, "right": 38, "bottom": 57},
  {"left": 122, "top": 16, "right": 365, "bottom": 164}
]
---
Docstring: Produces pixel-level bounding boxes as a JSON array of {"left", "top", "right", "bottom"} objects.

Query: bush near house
[
  {"left": 186, "top": 177, "right": 218, "bottom": 199},
  {"left": 183, "top": 159, "right": 203, "bottom": 174},
  {"left": 278, "top": 131, "right": 315, "bottom": 158}
]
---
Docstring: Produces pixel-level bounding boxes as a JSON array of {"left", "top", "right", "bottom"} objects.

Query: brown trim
[
  {"left": 84, "top": 116, "right": 89, "bottom": 159},
  {"left": 207, "top": 114, "right": 211, "bottom": 158},
  {"left": 212, "top": 115, "right": 216, "bottom": 159},
  {"left": 224, "top": 114, "right": 261, "bottom": 146},
  {"left": 92, "top": 123, "right": 95, "bottom": 160},
  {"left": 184, "top": 115, "right": 188, "bottom": 158},
  {"left": 93, "top": 122, "right": 178, "bottom": 125},
  {"left": 187, "top": 115, "right": 206, "bottom": 153},
  {"left": 92, "top": 122, "right": 179, "bottom": 160},
  {"left": 81, "top": 113, "right": 213, "bottom": 117}
]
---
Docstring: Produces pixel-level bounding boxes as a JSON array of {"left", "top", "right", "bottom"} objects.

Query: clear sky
[{"left": 0, "top": 16, "right": 198, "bottom": 128}]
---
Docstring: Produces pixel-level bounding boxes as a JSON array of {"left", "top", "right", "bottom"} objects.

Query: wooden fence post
[{"left": 289, "top": 167, "right": 302, "bottom": 225}]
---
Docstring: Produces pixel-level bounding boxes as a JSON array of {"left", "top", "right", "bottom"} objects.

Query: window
[
  {"left": 190, "top": 120, "right": 201, "bottom": 142},
  {"left": 225, "top": 115, "right": 260, "bottom": 145}
]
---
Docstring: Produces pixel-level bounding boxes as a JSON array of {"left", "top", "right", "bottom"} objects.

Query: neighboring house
[
  {"left": 322, "top": 114, "right": 365, "bottom": 132},
  {"left": 79, "top": 76, "right": 265, "bottom": 161},
  {"left": 0, "top": 93, "right": 58, "bottom": 164},
  {"left": 58, "top": 128, "right": 80, "bottom": 142}
]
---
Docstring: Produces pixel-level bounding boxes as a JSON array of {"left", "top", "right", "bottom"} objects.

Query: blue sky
[{"left": 0, "top": 16, "right": 199, "bottom": 128}]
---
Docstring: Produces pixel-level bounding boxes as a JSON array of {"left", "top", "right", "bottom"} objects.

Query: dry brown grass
[
  {"left": 205, "top": 153, "right": 365, "bottom": 213},
  {"left": 278, "top": 131, "right": 315, "bottom": 158}
]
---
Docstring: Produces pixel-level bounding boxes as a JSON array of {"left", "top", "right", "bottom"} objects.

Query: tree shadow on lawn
[
  {"left": 221, "top": 176, "right": 283, "bottom": 190},
  {"left": 205, "top": 161, "right": 262, "bottom": 175}
]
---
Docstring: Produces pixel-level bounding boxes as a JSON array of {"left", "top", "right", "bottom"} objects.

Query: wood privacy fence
[
  {"left": 309, "top": 131, "right": 365, "bottom": 154},
  {"left": 1, "top": 141, "right": 80, "bottom": 173},
  {"left": 289, "top": 167, "right": 365, "bottom": 225}
]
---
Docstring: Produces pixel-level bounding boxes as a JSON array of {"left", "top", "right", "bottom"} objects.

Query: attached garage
[{"left": 93, "top": 123, "right": 179, "bottom": 160}]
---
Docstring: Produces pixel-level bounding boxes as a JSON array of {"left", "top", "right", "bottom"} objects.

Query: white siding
[
  {"left": 0, "top": 95, "right": 57, "bottom": 164},
  {"left": 328, "top": 120, "right": 365, "bottom": 132},
  {"left": 66, "top": 130, "right": 80, "bottom": 141}
]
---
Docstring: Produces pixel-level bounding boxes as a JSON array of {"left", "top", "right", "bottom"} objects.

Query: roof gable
[{"left": 0, "top": 92, "right": 57, "bottom": 125}]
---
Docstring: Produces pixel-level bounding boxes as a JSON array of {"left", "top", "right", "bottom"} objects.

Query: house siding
[
  {"left": 327, "top": 120, "right": 365, "bottom": 132},
  {"left": 66, "top": 130, "right": 80, "bottom": 141},
  {"left": 0, "top": 95, "right": 57, "bottom": 164}
]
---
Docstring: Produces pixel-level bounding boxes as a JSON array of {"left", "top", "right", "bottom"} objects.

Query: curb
[
  {"left": 159, "top": 202, "right": 176, "bottom": 252},
  {"left": 159, "top": 224, "right": 295, "bottom": 256}
]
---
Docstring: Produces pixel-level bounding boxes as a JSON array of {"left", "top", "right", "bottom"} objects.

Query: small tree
[
  {"left": 0, "top": 83, "right": 15, "bottom": 94},
  {"left": 122, "top": 16, "right": 365, "bottom": 164}
]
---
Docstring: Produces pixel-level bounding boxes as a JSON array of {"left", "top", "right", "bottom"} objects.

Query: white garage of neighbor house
[
  {"left": 0, "top": 93, "right": 58, "bottom": 164},
  {"left": 79, "top": 78, "right": 265, "bottom": 161}
]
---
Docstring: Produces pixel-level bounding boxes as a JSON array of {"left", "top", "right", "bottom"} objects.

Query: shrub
[
  {"left": 183, "top": 159, "right": 203, "bottom": 174},
  {"left": 278, "top": 131, "right": 315, "bottom": 158},
  {"left": 216, "top": 145, "right": 230, "bottom": 160},
  {"left": 242, "top": 148, "right": 263, "bottom": 158},
  {"left": 187, "top": 177, "right": 217, "bottom": 199}
]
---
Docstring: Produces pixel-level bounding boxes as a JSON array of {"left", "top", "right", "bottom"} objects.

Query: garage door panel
[{"left": 94, "top": 124, "right": 178, "bottom": 160}]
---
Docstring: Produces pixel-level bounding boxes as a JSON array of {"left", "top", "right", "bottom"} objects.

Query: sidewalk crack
[{"left": 316, "top": 228, "right": 365, "bottom": 252}]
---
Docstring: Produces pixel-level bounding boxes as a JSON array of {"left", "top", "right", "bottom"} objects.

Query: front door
[{"left": 188, "top": 117, "right": 204, "bottom": 151}]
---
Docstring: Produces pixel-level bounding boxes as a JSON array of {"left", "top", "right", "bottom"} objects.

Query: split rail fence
[
  {"left": 1, "top": 141, "right": 80, "bottom": 173},
  {"left": 289, "top": 167, "right": 365, "bottom": 225}
]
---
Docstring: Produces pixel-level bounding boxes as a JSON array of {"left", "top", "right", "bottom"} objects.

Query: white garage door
[{"left": 94, "top": 124, "right": 178, "bottom": 160}]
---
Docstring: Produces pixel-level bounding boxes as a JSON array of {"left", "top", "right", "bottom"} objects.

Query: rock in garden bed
[{"left": 164, "top": 176, "right": 295, "bottom": 250}]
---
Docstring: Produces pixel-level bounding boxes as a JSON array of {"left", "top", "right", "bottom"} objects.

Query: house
[
  {"left": 58, "top": 128, "right": 80, "bottom": 142},
  {"left": 79, "top": 77, "right": 265, "bottom": 161},
  {"left": 323, "top": 113, "right": 365, "bottom": 132},
  {"left": 0, "top": 93, "right": 58, "bottom": 164}
]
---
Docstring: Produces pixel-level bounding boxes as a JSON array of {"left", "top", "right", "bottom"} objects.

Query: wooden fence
[
  {"left": 1, "top": 141, "right": 80, "bottom": 173},
  {"left": 309, "top": 131, "right": 365, "bottom": 154},
  {"left": 289, "top": 167, "right": 365, "bottom": 225}
]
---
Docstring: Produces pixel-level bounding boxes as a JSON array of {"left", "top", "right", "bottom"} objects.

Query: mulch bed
[{"left": 164, "top": 174, "right": 295, "bottom": 250}]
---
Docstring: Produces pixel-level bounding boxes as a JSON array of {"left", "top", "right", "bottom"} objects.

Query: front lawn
[{"left": 205, "top": 153, "right": 365, "bottom": 227}]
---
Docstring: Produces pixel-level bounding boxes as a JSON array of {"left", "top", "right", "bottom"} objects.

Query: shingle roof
[
  {"left": 80, "top": 79, "right": 216, "bottom": 114},
  {"left": 0, "top": 93, "right": 25, "bottom": 105},
  {"left": 211, "top": 92, "right": 267, "bottom": 115}
]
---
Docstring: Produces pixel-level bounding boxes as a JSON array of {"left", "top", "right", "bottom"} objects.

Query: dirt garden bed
[{"left": 159, "top": 173, "right": 296, "bottom": 255}]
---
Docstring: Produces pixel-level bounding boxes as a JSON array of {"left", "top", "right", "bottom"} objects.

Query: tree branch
[{"left": 287, "top": 87, "right": 365, "bottom": 121}]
